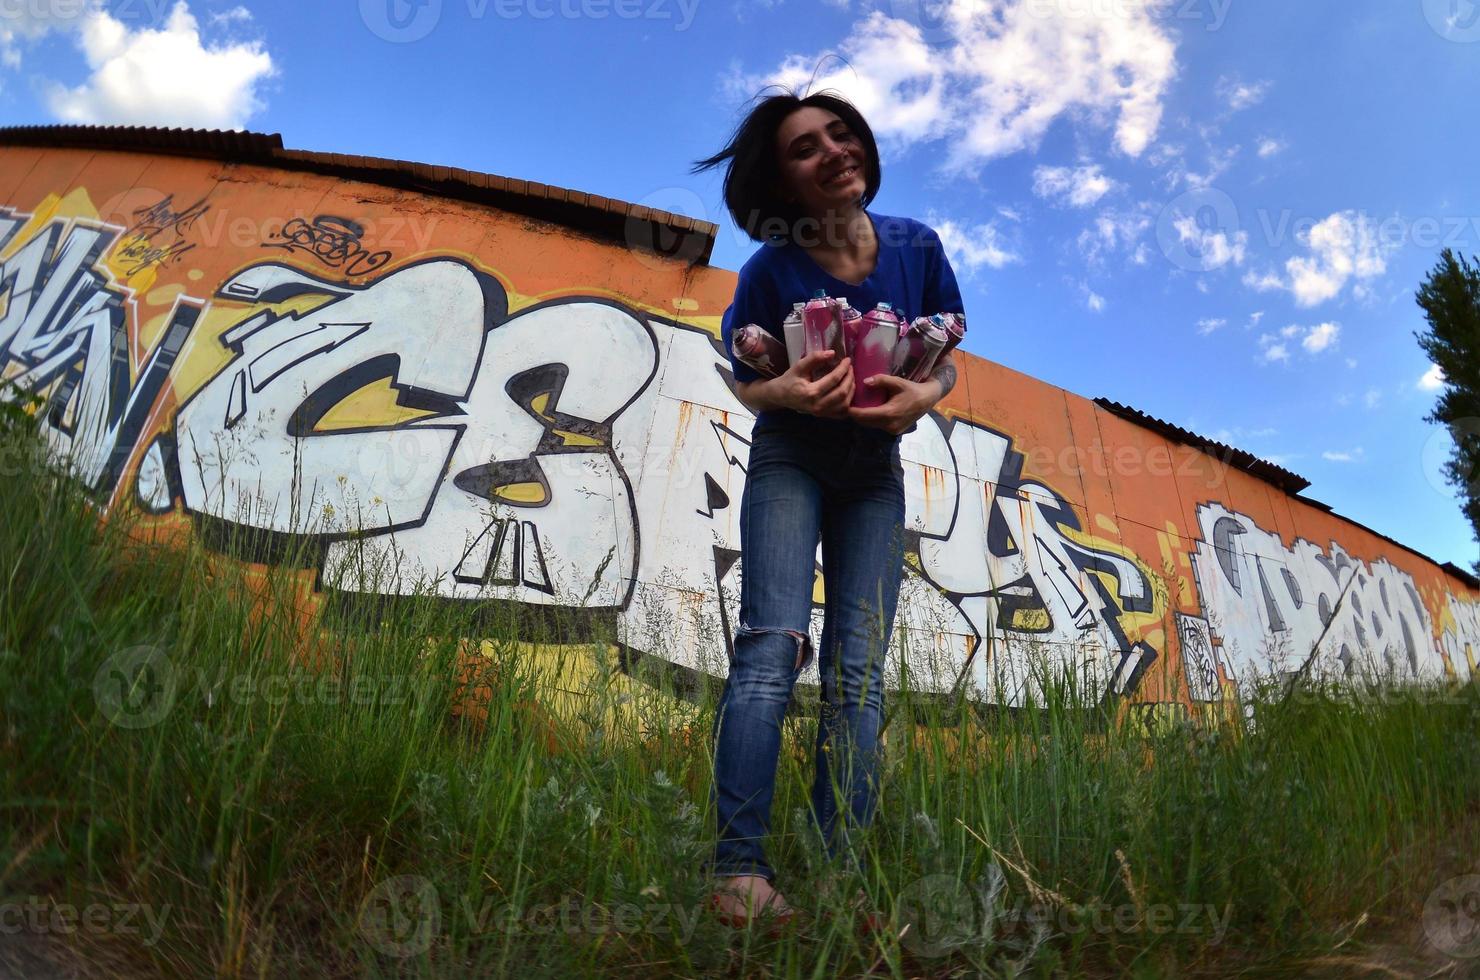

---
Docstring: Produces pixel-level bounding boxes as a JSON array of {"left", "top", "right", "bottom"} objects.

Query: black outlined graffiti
[
  {"left": 0, "top": 209, "right": 200, "bottom": 497},
  {"left": 264, "top": 216, "right": 392, "bottom": 277},
  {"left": 117, "top": 194, "right": 210, "bottom": 276}
]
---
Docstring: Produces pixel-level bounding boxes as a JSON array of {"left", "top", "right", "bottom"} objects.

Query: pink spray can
[
  {"left": 935, "top": 312, "right": 966, "bottom": 359},
  {"left": 851, "top": 303, "right": 902, "bottom": 408},
  {"left": 838, "top": 298, "right": 865, "bottom": 359},
  {"left": 732, "top": 323, "right": 789, "bottom": 379},
  {"left": 801, "top": 291, "right": 846, "bottom": 373}
]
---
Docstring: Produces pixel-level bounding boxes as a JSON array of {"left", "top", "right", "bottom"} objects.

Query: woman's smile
[{"left": 823, "top": 164, "right": 860, "bottom": 187}]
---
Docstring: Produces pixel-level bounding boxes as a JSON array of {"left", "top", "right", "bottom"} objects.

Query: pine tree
[{"left": 1414, "top": 249, "right": 1480, "bottom": 575}]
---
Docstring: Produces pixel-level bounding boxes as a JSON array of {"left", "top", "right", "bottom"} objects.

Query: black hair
[{"left": 691, "top": 85, "right": 881, "bottom": 245}]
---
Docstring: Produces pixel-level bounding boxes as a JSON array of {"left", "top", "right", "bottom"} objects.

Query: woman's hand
[
  {"left": 848, "top": 374, "right": 943, "bottom": 435},
  {"left": 739, "top": 350, "right": 854, "bottom": 419}
]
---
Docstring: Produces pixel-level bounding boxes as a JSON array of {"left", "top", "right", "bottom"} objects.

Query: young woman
[{"left": 691, "top": 90, "right": 965, "bottom": 926}]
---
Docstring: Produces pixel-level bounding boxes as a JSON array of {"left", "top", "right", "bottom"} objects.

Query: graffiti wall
[{"left": 2, "top": 143, "right": 1476, "bottom": 716}]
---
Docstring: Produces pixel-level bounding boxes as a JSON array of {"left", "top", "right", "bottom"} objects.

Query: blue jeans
[{"left": 709, "top": 417, "right": 906, "bottom": 883}]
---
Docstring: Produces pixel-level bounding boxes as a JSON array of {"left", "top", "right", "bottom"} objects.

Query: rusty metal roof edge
[
  {"left": 1094, "top": 397, "right": 1311, "bottom": 494},
  {"left": 0, "top": 124, "right": 717, "bottom": 265},
  {"left": 1093, "top": 396, "right": 1474, "bottom": 581},
  {"left": 1441, "top": 562, "right": 1480, "bottom": 591}
]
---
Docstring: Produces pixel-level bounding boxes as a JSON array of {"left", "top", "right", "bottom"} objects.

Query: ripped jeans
[{"left": 709, "top": 418, "right": 906, "bottom": 883}]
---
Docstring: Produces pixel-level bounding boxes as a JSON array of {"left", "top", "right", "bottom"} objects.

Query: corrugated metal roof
[
  {"left": 0, "top": 124, "right": 716, "bottom": 264},
  {"left": 1094, "top": 397, "right": 1311, "bottom": 494},
  {"left": 1096, "top": 397, "right": 1477, "bottom": 584}
]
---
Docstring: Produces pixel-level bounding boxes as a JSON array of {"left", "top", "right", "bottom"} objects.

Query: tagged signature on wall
[
  {"left": 263, "top": 215, "right": 391, "bottom": 277},
  {"left": 118, "top": 194, "right": 211, "bottom": 276}
]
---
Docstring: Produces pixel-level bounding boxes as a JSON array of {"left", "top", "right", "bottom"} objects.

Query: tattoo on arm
[{"left": 930, "top": 355, "right": 957, "bottom": 399}]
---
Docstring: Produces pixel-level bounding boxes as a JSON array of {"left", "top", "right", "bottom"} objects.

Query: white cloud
[
  {"left": 726, "top": 1, "right": 1178, "bottom": 173},
  {"left": 1345, "top": 357, "right": 1357, "bottom": 369},
  {"left": 1301, "top": 322, "right": 1340, "bottom": 353},
  {"left": 1418, "top": 363, "right": 1446, "bottom": 391},
  {"left": 1033, "top": 164, "right": 1117, "bottom": 207},
  {"left": 0, "top": 0, "right": 88, "bottom": 67},
  {"left": 1260, "top": 342, "right": 1289, "bottom": 364},
  {"left": 1256, "top": 137, "right": 1285, "bottom": 158},
  {"left": 1217, "top": 76, "right": 1270, "bottom": 112},
  {"left": 1279, "top": 324, "right": 1300, "bottom": 338},
  {"left": 1172, "top": 214, "right": 1247, "bottom": 270},
  {"left": 1078, "top": 281, "right": 1105, "bottom": 312},
  {"left": 929, "top": 213, "right": 1019, "bottom": 273},
  {"left": 1077, "top": 205, "right": 1154, "bottom": 268},
  {"left": 1196, "top": 317, "right": 1225, "bottom": 336},
  {"left": 1363, "top": 387, "right": 1381, "bottom": 409},
  {"left": 210, "top": 6, "right": 254, "bottom": 25},
  {"left": 1247, "top": 310, "right": 1264, "bottom": 329},
  {"left": 1242, "top": 211, "right": 1392, "bottom": 307},
  {"left": 44, "top": 2, "right": 274, "bottom": 130},
  {"left": 1322, "top": 447, "right": 1365, "bottom": 463}
]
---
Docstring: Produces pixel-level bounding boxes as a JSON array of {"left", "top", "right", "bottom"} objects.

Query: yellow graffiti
[{"left": 312, "top": 376, "right": 443, "bottom": 432}]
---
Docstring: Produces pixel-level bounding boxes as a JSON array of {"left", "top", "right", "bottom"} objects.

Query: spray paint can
[
  {"left": 935, "top": 312, "right": 966, "bottom": 358},
  {"left": 782, "top": 302, "right": 806, "bottom": 368},
  {"left": 891, "top": 316, "right": 950, "bottom": 382},
  {"left": 851, "top": 303, "right": 902, "bottom": 408},
  {"left": 801, "top": 290, "right": 846, "bottom": 370},
  {"left": 732, "top": 323, "right": 788, "bottom": 379},
  {"left": 838, "top": 298, "right": 865, "bottom": 359}
]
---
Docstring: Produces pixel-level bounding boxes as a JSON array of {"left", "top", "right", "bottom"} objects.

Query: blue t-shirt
[{"left": 720, "top": 209, "right": 965, "bottom": 437}]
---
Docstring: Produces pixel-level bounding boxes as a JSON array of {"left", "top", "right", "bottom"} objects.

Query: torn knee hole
[{"left": 738, "top": 624, "right": 815, "bottom": 673}]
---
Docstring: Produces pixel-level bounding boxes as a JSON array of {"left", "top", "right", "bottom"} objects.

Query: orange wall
[{"left": 1, "top": 147, "right": 1474, "bottom": 715}]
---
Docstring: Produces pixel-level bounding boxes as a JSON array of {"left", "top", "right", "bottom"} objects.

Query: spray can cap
[{"left": 813, "top": 289, "right": 828, "bottom": 299}]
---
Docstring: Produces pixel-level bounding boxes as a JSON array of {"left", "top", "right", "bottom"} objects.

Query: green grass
[{"left": 2, "top": 407, "right": 1478, "bottom": 978}]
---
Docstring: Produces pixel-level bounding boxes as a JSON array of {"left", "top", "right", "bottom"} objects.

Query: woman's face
[{"left": 773, "top": 106, "right": 867, "bottom": 220}]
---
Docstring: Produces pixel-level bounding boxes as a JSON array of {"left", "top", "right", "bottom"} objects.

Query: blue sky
[{"left": 2, "top": 0, "right": 1475, "bottom": 568}]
